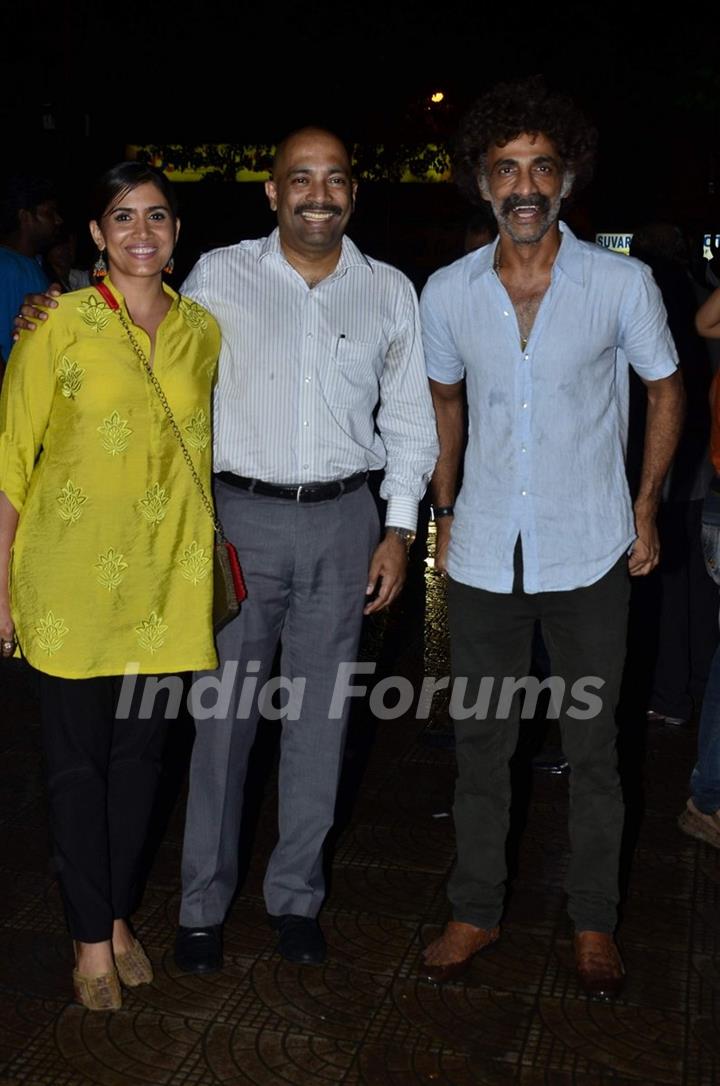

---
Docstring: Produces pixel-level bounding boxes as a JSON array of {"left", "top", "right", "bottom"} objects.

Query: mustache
[
  {"left": 501, "top": 194, "right": 550, "bottom": 215},
  {"left": 294, "top": 203, "right": 342, "bottom": 217}
]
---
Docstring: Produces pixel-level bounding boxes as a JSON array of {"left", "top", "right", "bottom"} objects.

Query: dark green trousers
[{"left": 447, "top": 554, "right": 629, "bottom": 933}]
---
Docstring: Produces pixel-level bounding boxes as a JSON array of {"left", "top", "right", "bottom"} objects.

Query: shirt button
[
  {"left": 306, "top": 332, "right": 313, "bottom": 338},
  {"left": 503, "top": 310, "right": 509, "bottom": 317},
  {"left": 303, "top": 420, "right": 309, "bottom": 427},
  {"left": 522, "top": 402, "right": 528, "bottom": 409},
  {"left": 305, "top": 376, "right": 312, "bottom": 383},
  {"left": 521, "top": 445, "right": 526, "bottom": 453},
  {"left": 521, "top": 490, "right": 527, "bottom": 496},
  {"left": 302, "top": 463, "right": 309, "bottom": 469},
  {"left": 524, "top": 354, "right": 530, "bottom": 360}
]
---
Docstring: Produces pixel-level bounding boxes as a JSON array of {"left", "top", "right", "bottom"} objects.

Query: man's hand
[
  {"left": 433, "top": 516, "right": 453, "bottom": 574},
  {"left": 12, "top": 284, "right": 62, "bottom": 339},
  {"left": 629, "top": 370, "right": 683, "bottom": 576},
  {"left": 628, "top": 507, "right": 660, "bottom": 576},
  {"left": 364, "top": 532, "right": 408, "bottom": 615}
]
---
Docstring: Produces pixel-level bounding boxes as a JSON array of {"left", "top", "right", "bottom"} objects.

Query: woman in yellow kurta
[{"left": 0, "top": 163, "right": 219, "bottom": 1010}]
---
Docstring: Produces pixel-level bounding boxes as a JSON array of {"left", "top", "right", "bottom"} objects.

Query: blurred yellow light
[{"left": 430, "top": 91, "right": 444, "bottom": 103}]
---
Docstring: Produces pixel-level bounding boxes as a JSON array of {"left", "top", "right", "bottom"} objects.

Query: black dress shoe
[
  {"left": 269, "top": 914, "right": 326, "bottom": 964},
  {"left": 173, "top": 925, "right": 223, "bottom": 974}
]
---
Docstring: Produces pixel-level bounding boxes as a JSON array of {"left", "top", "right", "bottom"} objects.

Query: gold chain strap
[{"left": 113, "top": 307, "right": 225, "bottom": 541}]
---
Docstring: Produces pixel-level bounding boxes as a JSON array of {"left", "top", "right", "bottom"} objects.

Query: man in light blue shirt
[{"left": 419, "top": 78, "right": 684, "bottom": 997}]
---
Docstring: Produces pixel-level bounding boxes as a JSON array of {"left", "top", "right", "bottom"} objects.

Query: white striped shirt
[{"left": 181, "top": 229, "right": 438, "bottom": 530}]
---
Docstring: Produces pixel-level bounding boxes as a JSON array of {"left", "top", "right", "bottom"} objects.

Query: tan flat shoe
[
  {"left": 73, "top": 967, "right": 122, "bottom": 1011},
  {"left": 115, "top": 938, "right": 153, "bottom": 987}
]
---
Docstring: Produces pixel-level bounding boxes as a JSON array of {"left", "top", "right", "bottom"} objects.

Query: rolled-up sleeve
[
  {"left": 620, "top": 263, "right": 679, "bottom": 381},
  {"left": 0, "top": 323, "right": 58, "bottom": 513},
  {"left": 420, "top": 272, "right": 466, "bottom": 384}
]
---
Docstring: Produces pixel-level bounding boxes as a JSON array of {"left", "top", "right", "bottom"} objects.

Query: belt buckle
[{"left": 296, "top": 485, "right": 303, "bottom": 503}]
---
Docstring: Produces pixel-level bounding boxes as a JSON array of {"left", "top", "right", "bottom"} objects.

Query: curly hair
[{"left": 453, "top": 76, "right": 598, "bottom": 205}]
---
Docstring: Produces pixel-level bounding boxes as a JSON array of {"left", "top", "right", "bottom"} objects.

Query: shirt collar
[
  {"left": 469, "top": 220, "right": 585, "bottom": 286},
  {"left": 258, "top": 227, "right": 373, "bottom": 274}
]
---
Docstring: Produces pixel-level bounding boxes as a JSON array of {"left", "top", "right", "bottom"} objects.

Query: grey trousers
[{"left": 179, "top": 480, "right": 380, "bottom": 925}]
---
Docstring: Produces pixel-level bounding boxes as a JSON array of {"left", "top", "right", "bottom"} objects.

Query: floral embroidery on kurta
[
  {"left": 77, "top": 296, "right": 111, "bottom": 331},
  {"left": 36, "top": 611, "right": 69, "bottom": 655},
  {"left": 56, "top": 356, "right": 84, "bottom": 399},
  {"left": 179, "top": 297, "right": 208, "bottom": 332},
  {"left": 57, "top": 480, "right": 88, "bottom": 523},
  {"left": 184, "top": 408, "right": 210, "bottom": 450},
  {"left": 135, "top": 612, "right": 168, "bottom": 654},
  {"left": 139, "top": 483, "right": 169, "bottom": 525},
  {"left": 96, "top": 548, "right": 128, "bottom": 590},
  {"left": 98, "top": 411, "right": 132, "bottom": 455},
  {"left": 179, "top": 541, "right": 211, "bottom": 584}
]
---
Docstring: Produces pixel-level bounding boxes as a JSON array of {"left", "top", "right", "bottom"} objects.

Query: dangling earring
[
  {"left": 93, "top": 249, "right": 108, "bottom": 279},
  {"left": 162, "top": 256, "right": 175, "bottom": 275}
]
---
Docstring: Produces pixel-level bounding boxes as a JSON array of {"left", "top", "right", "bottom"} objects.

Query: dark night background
[{"left": 3, "top": 1, "right": 720, "bottom": 284}]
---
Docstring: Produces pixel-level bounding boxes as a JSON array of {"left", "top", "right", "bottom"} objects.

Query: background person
[
  {"left": 678, "top": 288, "right": 720, "bottom": 846},
  {"left": 44, "top": 225, "right": 91, "bottom": 293},
  {"left": 463, "top": 206, "right": 498, "bottom": 253},
  {"left": 627, "top": 224, "right": 716, "bottom": 728},
  {"left": 0, "top": 162, "right": 220, "bottom": 1010},
  {"left": 0, "top": 174, "right": 62, "bottom": 368}
]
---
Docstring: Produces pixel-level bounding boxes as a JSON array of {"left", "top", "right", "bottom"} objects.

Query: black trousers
[
  {"left": 446, "top": 553, "right": 630, "bottom": 933},
  {"left": 37, "top": 671, "right": 172, "bottom": 942}
]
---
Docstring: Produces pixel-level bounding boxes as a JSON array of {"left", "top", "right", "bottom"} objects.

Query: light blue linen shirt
[{"left": 421, "top": 223, "right": 678, "bottom": 593}]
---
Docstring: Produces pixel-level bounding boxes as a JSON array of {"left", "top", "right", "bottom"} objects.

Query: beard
[{"left": 492, "top": 192, "right": 564, "bottom": 245}]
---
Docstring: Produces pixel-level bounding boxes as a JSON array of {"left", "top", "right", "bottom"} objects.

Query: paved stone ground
[{"left": 0, "top": 550, "right": 718, "bottom": 1085}]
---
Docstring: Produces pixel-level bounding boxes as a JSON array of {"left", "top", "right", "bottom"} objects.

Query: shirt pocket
[{"left": 319, "top": 338, "right": 380, "bottom": 407}]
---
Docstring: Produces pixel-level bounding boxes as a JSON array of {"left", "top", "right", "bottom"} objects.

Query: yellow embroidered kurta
[{"left": 0, "top": 280, "right": 220, "bottom": 678}]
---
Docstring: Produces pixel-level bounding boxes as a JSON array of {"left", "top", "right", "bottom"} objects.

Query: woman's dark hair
[
  {"left": 453, "top": 76, "right": 598, "bottom": 205},
  {"left": 90, "top": 161, "right": 179, "bottom": 223}
]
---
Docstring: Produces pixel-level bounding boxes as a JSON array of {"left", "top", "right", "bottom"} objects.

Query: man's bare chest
[{"left": 502, "top": 278, "right": 550, "bottom": 349}]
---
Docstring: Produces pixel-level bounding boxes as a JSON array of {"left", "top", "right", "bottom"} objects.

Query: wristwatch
[{"left": 386, "top": 526, "right": 416, "bottom": 551}]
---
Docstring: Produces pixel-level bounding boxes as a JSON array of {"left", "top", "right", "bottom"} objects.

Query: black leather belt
[{"left": 217, "top": 470, "right": 368, "bottom": 502}]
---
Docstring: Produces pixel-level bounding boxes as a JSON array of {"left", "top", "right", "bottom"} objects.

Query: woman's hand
[
  {"left": 0, "top": 596, "right": 15, "bottom": 657},
  {"left": 0, "top": 492, "right": 19, "bottom": 656}
]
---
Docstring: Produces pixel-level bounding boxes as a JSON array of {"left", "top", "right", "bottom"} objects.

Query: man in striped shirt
[{"left": 175, "top": 128, "right": 438, "bottom": 969}]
